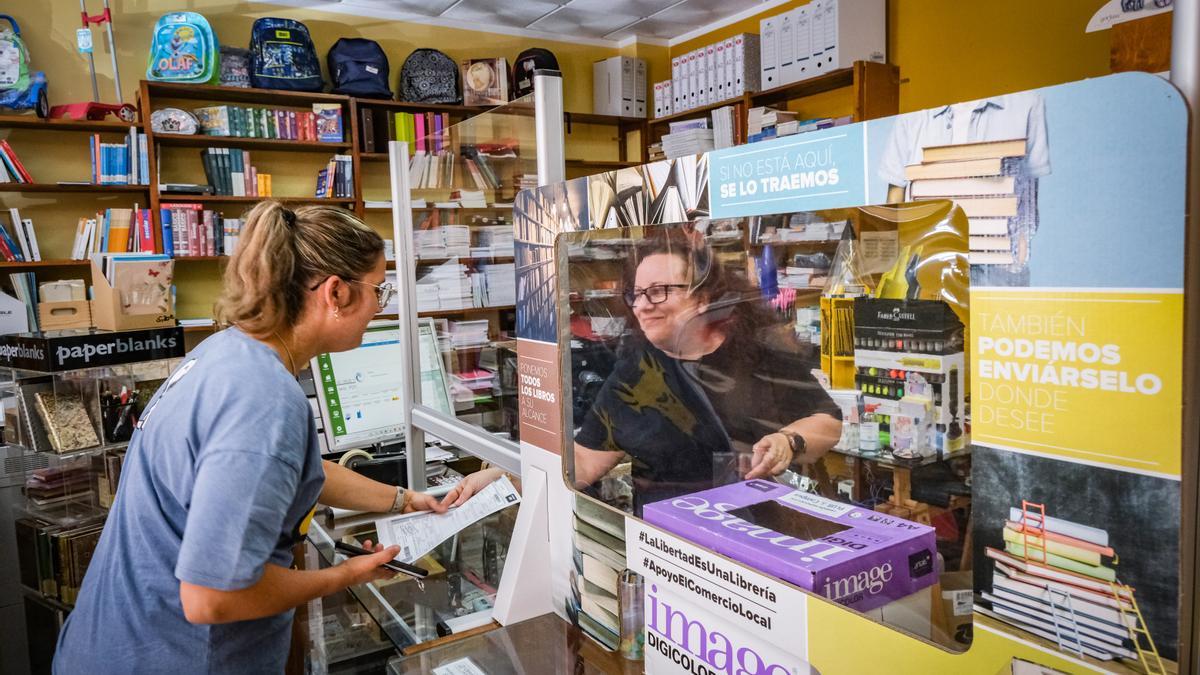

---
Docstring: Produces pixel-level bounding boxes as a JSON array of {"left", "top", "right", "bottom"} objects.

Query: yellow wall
[{"left": 672, "top": 0, "right": 1113, "bottom": 114}]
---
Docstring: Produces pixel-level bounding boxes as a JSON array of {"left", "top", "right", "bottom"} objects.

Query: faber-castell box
[{"left": 643, "top": 480, "right": 937, "bottom": 611}]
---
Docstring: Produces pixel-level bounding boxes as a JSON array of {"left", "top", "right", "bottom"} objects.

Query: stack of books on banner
[
  {"left": 905, "top": 138, "right": 1027, "bottom": 266},
  {"left": 976, "top": 506, "right": 1145, "bottom": 663},
  {"left": 662, "top": 120, "right": 714, "bottom": 159}
]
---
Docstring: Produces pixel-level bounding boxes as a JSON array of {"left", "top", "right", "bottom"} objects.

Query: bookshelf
[{"left": 644, "top": 61, "right": 899, "bottom": 151}]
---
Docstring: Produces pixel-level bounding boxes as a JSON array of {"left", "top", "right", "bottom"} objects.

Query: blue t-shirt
[{"left": 54, "top": 327, "right": 325, "bottom": 674}]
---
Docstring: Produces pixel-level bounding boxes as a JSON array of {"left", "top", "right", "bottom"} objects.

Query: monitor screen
[{"left": 313, "top": 324, "right": 407, "bottom": 452}]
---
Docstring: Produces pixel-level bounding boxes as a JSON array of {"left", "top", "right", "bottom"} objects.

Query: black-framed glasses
[
  {"left": 623, "top": 283, "right": 690, "bottom": 308},
  {"left": 309, "top": 277, "right": 397, "bottom": 311}
]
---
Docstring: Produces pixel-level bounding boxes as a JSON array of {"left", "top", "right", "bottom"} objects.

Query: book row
[
  {"left": 199, "top": 148, "right": 266, "bottom": 197},
  {"left": 194, "top": 103, "right": 344, "bottom": 142},
  {"left": 89, "top": 129, "right": 150, "bottom": 186}
]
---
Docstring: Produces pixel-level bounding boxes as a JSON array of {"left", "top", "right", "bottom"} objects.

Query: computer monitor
[{"left": 311, "top": 320, "right": 454, "bottom": 453}]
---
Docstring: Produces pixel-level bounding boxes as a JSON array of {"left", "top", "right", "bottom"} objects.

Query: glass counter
[{"left": 304, "top": 496, "right": 518, "bottom": 659}]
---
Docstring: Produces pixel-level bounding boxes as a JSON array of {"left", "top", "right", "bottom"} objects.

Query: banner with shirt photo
[{"left": 514, "top": 72, "right": 1189, "bottom": 674}]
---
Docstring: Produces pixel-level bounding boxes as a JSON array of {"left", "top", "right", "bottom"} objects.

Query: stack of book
[
  {"left": 416, "top": 262, "right": 473, "bottom": 312},
  {"left": 199, "top": 148, "right": 266, "bottom": 197},
  {"left": 450, "top": 369, "right": 497, "bottom": 409},
  {"left": 0, "top": 140, "right": 33, "bottom": 183},
  {"left": 710, "top": 105, "right": 744, "bottom": 149},
  {"left": 513, "top": 173, "right": 537, "bottom": 194},
  {"left": 194, "top": 103, "right": 342, "bottom": 142},
  {"left": 15, "top": 517, "right": 104, "bottom": 606},
  {"left": 778, "top": 255, "right": 831, "bottom": 289},
  {"left": 315, "top": 155, "right": 354, "bottom": 199},
  {"left": 746, "top": 106, "right": 800, "bottom": 143},
  {"left": 648, "top": 141, "right": 665, "bottom": 162},
  {"left": 573, "top": 498, "right": 628, "bottom": 650},
  {"left": 160, "top": 205, "right": 242, "bottom": 257},
  {"left": 775, "top": 115, "right": 851, "bottom": 138},
  {"left": 905, "top": 138, "right": 1027, "bottom": 266},
  {"left": 1, "top": 208, "right": 42, "bottom": 262},
  {"left": 442, "top": 225, "right": 471, "bottom": 258},
  {"left": 89, "top": 128, "right": 149, "bottom": 185},
  {"left": 977, "top": 506, "right": 1143, "bottom": 663},
  {"left": 448, "top": 319, "right": 490, "bottom": 348},
  {"left": 472, "top": 224, "right": 514, "bottom": 256},
  {"left": 662, "top": 120, "right": 714, "bottom": 159},
  {"left": 476, "top": 262, "right": 515, "bottom": 306}
]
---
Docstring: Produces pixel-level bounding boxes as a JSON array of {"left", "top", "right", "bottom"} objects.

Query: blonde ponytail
[{"left": 215, "top": 202, "right": 383, "bottom": 336}]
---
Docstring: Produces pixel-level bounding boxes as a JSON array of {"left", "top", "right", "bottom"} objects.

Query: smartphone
[{"left": 333, "top": 541, "right": 429, "bottom": 578}]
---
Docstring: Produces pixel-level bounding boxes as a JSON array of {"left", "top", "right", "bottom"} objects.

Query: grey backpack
[{"left": 399, "top": 49, "right": 460, "bottom": 104}]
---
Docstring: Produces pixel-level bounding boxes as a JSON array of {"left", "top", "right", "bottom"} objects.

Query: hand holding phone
[{"left": 334, "top": 540, "right": 429, "bottom": 579}]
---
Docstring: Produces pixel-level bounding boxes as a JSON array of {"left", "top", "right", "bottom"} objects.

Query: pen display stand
[{"left": 89, "top": 258, "right": 176, "bottom": 332}]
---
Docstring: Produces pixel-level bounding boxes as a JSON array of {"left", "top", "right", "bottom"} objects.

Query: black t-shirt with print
[{"left": 575, "top": 334, "right": 841, "bottom": 512}]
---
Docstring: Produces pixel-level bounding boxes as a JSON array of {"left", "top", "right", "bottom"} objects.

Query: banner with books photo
[{"left": 512, "top": 72, "right": 1188, "bottom": 673}]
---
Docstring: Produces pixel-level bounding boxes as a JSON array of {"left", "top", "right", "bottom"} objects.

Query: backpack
[
  {"left": 249, "top": 18, "right": 323, "bottom": 92},
  {"left": 512, "top": 48, "right": 559, "bottom": 98},
  {"left": 398, "top": 49, "right": 460, "bottom": 104},
  {"left": 145, "top": 12, "right": 219, "bottom": 84},
  {"left": 0, "top": 15, "right": 31, "bottom": 94},
  {"left": 219, "top": 46, "right": 250, "bottom": 88},
  {"left": 327, "top": 38, "right": 390, "bottom": 98}
]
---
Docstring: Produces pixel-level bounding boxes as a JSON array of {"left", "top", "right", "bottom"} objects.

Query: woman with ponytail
[{"left": 55, "top": 203, "right": 503, "bottom": 673}]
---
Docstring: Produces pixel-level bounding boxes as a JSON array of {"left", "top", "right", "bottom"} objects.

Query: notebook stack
[{"left": 976, "top": 506, "right": 1144, "bottom": 663}]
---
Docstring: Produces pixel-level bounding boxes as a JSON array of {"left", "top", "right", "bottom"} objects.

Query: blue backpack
[
  {"left": 328, "top": 38, "right": 390, "bottom": 98},
  {"left": 249, "top": 18, "right": 323, "bottom": 92},
  {"left": 145, "top": 12, "right": 219, "bottom": 84}
]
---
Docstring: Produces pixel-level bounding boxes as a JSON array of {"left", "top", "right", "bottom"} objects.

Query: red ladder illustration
[
  {"left": 1109, "top": 580, "right": 1166, "bottom": 674},
  {"left": 1019, "top": 501, "right": 1085, "bottom": 659}
]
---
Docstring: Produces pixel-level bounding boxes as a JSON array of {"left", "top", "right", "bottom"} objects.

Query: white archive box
[
  {"left": 687, "top": 50, "right": 700, "bottom": 110},
  {"left": 697, "top": 48, "right": 708, "bottom": 107},
  {"left": 714, "top": 40, "right": 728, "bottom": 102},
  {"left": 732, "top": 33, "right": 760, "bottom": 95},
  {"left": 705, "top": 43, "right": 717, "bottom": 105},
  {"left": 764, "top": 0, "right": 886, "bottom": 88},
  {"left": 759, "top": 14, "right": 780, "bottom": 89},
  {"left": 653, "top": 80, "right": 674, "bottom": 118},
  {"left": 671, "top": 56, "right": 683, "bottom": 112},
  {"left": 635, "top": 59, "right": 647, "bottom": 117},
  {"left": 593, "top": 56, "right": 646, "bottom": 117}
]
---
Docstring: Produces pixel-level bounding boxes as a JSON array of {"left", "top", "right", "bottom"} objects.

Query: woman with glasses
[
  {"left": 55, "top": 202, "right": 503, "bottom": 674},
  {"left": 572, "top": 227, "right": 842, "bottom": 515}
]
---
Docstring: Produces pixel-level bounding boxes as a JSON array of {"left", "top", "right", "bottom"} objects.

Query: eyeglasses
[
  {"left": 623, "top": 283, "right": 690, "bottom": 308},
  {"left": 310, "top": 277, "right": 397, "bottom": 311}
]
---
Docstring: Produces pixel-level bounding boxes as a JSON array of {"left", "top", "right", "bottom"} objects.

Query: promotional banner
[{"left": 513, "top": 72, "right": 1188, "bottom": 673}]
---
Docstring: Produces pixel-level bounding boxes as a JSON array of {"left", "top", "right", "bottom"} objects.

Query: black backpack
[
  {"left": 328, "top": 38, "right": 391, "bottom": 98},
  {"left": 399, "top": 49, "right": 460, "bottom": 104},
  {"left": 249, "top": 17, "right": 323, "bottom": 92},
  {"left": 512, "top": 48, "right": 559, "bottom": 98}
]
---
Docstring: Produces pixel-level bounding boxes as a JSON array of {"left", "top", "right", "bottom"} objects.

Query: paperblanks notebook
[{"left": 34, "top": 391, "right": 100, "bottom": 453}]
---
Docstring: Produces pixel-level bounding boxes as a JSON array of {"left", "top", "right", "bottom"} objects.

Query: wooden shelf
[
  {"left": 419, "top": 304, "right": 515, "bottom": 317},
  {"left": 155, "top": 134, "right": 352, "bottom": 152},
  {"left": 749, "top": 66, "right": 857, "bottom": 107},
  {"left": 174, "top": 255, "right": 228, "bottom": 261},
  {"left": 563, "top": 111, "right": 643, "bottom": 126},
  {"left": 566, "top": 159, "right": 638, "bottom": 170},
  {"left": 0, "top": 259, "right": 90, "bottom": 269},
  {"left": 182, "top": 324, "right": 218, "bottom": 333},
  {"left": 0, "top": 183, "right": 149, "bottom": 194},
  {"left": 649, "top": 94, "right": 747, "bottom": 126},
  {"left": 353, "top": 98, "right": 489, "bottom": 116},
  {"left": 158, "top": 195, "right": 354, "bottom": 205},
  {"left": 0, "top": 114, "right": 138, "bottom": 133},
  {"left": 144, "top": 81, "right": 350, "bottom": 106},
  {"left": 416, "top": 256, "right": 514, "bottom": 264}
]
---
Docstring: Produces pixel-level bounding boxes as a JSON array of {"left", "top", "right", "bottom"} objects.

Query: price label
[{"left": 76, "top": 28, "right": 94, "bottom": 54}]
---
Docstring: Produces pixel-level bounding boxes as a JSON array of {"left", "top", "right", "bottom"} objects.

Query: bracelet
[{"left": 390, "top": 486, "right": 408, "bottom": 513}]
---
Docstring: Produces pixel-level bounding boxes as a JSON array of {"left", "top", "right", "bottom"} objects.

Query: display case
[
  {"left": 300, "top": 482, "right": 519, "bottom": 670},
  {"left": 2, "top": 327, "right": 184, "bottom": 665}
]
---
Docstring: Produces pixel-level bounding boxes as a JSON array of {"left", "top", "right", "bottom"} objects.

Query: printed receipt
[{"left": 375, "top": 475, "right": 520, "bottom": 563}]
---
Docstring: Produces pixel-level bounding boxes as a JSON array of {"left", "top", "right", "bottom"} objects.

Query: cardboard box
[
  {"left": 90, "top": 258, "right": 175, "bottom": 331},
  {"left": 643, "top": 480, "right": 937, "bottom": 612}
]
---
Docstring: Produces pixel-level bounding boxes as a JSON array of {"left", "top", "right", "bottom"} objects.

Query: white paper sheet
[{"left": 375, "top": 475, "right": 520, "bottom": 563}]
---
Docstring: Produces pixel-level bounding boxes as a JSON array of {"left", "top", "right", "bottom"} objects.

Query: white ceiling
[{"left": 262, "top": 0, "right": 790, "bottom": 46}]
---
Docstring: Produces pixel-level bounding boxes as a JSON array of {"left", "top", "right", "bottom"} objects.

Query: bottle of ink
[{"left": 859, "top": 404, "right": 881, "bottom": 456}]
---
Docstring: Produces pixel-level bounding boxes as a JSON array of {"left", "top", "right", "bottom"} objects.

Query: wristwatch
[
  {"left": 781, "top": 430, "right": 807, "bottom": 459},
  {"left": 390, "top": 486, "right": 408, "bottom": 513}
]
